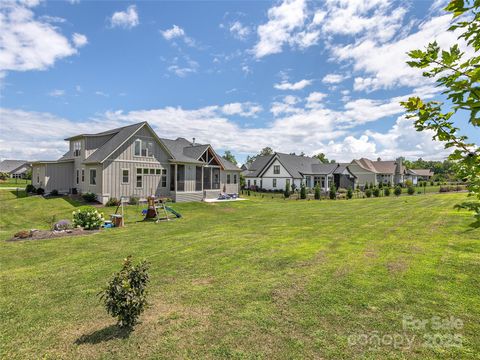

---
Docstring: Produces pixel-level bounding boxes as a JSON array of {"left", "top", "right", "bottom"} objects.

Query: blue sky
[{"left": 0, "top": 0, "right": 478, "bottom": 164}]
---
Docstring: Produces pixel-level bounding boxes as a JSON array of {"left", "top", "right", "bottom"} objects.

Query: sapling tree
[
  {"left": 401, "top": 0, "right": 480, "bottom": 219},
  {"left": 284, "top": 182, "right": 291, "bottom": 198},
  {"left": 300, "top": 183, "right": 307, "bottom": 199},
  {"left": 329, "top": 184, "right": 337, "bottom": 200},
  {"left": 314, "top": 184, "right": 321, "bottom": 200}
]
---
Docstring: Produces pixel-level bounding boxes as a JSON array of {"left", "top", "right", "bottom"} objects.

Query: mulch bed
[{"left": 7, "top": 228, "right": 100, "bottom": 242}]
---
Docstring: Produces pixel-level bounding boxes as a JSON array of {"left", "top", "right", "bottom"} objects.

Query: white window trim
[
  {"left": 121, "top": 168, "right": 129, "bottom": 185},
  {"left": 273, "top": 179, "right": 277, "bottom": 188},
  {"left": 81, "top": 168, "right": 85, "bottom": 182},
  {"left": 135, "top": 167, "right": 143, "bottom": 188},
  {"left": 273, "top": 165, "right": 280, "bottom": 174},
  {"left": 76, "top": 169, "right": 79, "bottom": 185},
  {"left": 89, "top": 169, "right": 97, "bottom": 185},
  {"left": 133, "top": 138, "right": 154, "bottom": 158}
]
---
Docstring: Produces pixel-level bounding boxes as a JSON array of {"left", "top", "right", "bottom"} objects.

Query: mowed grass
[{"left": 0, "top": 191, "right": 479, "bottom": 359}]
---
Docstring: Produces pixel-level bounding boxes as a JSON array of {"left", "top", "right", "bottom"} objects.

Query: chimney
[{"left": 192, "top": 137, "right": 196, "bottom": 146}]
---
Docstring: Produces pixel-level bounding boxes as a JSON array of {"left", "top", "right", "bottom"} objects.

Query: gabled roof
[
  {"left": 242, "top": 155, "right": 274, "bottom": 177},
  {"left": 310, "top": 163, "right": 338, "bottom": 175},
  {"left": 0, "top": 160, "right": 30, "bottom": 173},
  {"left": 407, "top": 168, "right": 434, "bottom": 176},
  {"left": 160, "top": 138, "right": 206, "bottom": 164},
  {"left": 83, "top": 122, "right": 147, "bottom": 164},
  {"left": 352, "top": 158, "right": 400, "bottom": 174}
]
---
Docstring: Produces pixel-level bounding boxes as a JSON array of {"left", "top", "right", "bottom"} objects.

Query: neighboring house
[
  {"left": 405, "top": 169, "right": 434, "bottom": 184},
  {"left": 31, "top": 122, "right": 241, "bottom": 203},
  {"left": 349, "top": 158, "right": 434, "bottom": 186},
  {"left": 242, "top": 153, "right": 356, "bottom": 191},
  {"left": 0, "top": 160, "right": 31, "bottom": 178}
]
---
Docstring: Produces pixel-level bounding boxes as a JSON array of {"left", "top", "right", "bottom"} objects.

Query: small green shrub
[
  {"left": 72, "top": 206, "right": 104, "bottom": 230},
  {"left": 329, "top": 184, "right": 337, "bottom": 200},
  {"left": 284, "top": 182, "right": 291, "bottom": 198},
  {"left": 82, "top": 192, "right": 97, "bottom": 202},
  {"left": 36, "top": 187, "right": 45, "bottom": 195},
  {"left": 384, "top": 187, "right": 391, "bottom": 196},
  {"left": 314, "top": 185, "right": 321, "bottom": 200},
  {"left": 106, "top": 197, "right": 121, "bottom": 207},
  {"left": 129, "top": 196, "right": 139, "bottom": 205},
  {"left": 373, "top": 188, "right": 380, "bottom": 197},
  {"left": 407, "top": 186, "right": 415, "bottom": 195},
  {"left": 405, "top": 179, "right": 413, "bottom": 187},
  {"left": 337, "top": 188, "right": 347, "bottom": 194},
  {"left": 365, "top": 189, "right": 372, "bottom": 198},
  {"left": 378, "top": 182, "right": 383, "bottom": 189},
  {"left": 300, "top": 184, "right": 306, "bottom": 199},
  {"left": 346, "top": 188, "right": 353, "bottom": 199},
  {"left": 25, "top": 184, "right": 36, "bottom": 193},
  {"left": 394, "top": 186, "right": 402, "bottom": 196},
  {"left": 99, "top": 256, "right": 150, "bottom": 329},
  {"left": 54, "top": 219, "right": 72, "bottom": 231}
]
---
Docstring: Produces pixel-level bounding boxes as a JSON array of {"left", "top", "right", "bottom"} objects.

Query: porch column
[
  {"left": 325, "top": 176, "right": 328, "bottom": 191},
  {"left": 201, "top": 166, "right": 204, "bottom": 191},
  {"left": 174, "top": 164, "right": 177, "bottom": 192}
]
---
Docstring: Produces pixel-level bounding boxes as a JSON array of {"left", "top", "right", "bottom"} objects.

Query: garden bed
[{"left": 8, "top": 228, "right": 100, "bottom": 242}]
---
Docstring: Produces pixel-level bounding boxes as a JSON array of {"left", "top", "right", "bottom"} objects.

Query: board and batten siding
[
  {"left": 348, "top": 163, "right": 377, "bottom": 187},
  {"left": 32, "top": 164, "right": 46, "bottom": 188},
  {"left": 101, "top": 126, "right": 172, "bottom": 201},
  {"left": 220, "top": 170, "right": 240, "bottom": 193}
]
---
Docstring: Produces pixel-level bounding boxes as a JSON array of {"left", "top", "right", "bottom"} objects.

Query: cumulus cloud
[
  {"left": 274, "top": 79, "right": 312, "bottom": 90},
  {"left": 166, "top": 56, "right": 199, "bottom": 77},
  {"left": 0, "top": 1, "right": 85, "bottom": 76},
  {"left": 48, "top": 89, "right": 65, "bottom": 97},
  {"left": 322, "top": 73, "right": 347, "bottom": 84},
  {"left": 229, "top": 21, "right": 251, "bottom": 40},
  {"left": 109, "top": 5, "right": 139, "bottom": 29},
  {"left": 72, "top": 33, "right": 88, "bottom": 47},
  {"left": 161, "top": 25, "right": 195, "bottom": 46},
  {"left": 221, "top": 102, "right": 262, "bottom": 117},
  {"left": 252, "top": 0, "right": 322, "bottom": 58}
]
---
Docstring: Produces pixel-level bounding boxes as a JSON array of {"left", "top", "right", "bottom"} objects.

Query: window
[
  {"left": 212, "top": 168, "right": 220, "bottom": 189},
  {"left": 81, "top": 169, "right": 85, "bottom": 182},
  {"left": 227, "top": 174, "right": 231, "bottom": 184},
  {"left": 170, "top": 165, "right": 175, "bottom": 191},
  {"left": 73, "top": 141, "right": 81, "bottom": 157},
  {"left": 254, "top": 180, "right": 257, "bottom": 186},
  {"left": 136, "top": 175, "right": 142, "bottom": 188},
  {"left": 36, "top": 173, "right": 39, "bottom": 184},
  {"left": 76, "top": 169, "right": 79, "bottom": 185},
  {"left": 247, "top": 180, "right": 251, "bottom": 187},
  {"left": 155, "top": 169, "right": 161, "bottom": 175},
  {"left": 286, "top": 179, "right": 290, "bottom": 187},
  {"left": 90, "top": 169, "right": 96, "bottom": 185},
  {"left": 134, "top": 139, "right": 154, "bottom": 157},
  {"left": 233, "top": 174, "right": 237, "bottom": 184},
  {"left": 177, "top": 165, "right": 185, "bottom": 191},
  {"left": 149, "top": 168, "right": 155, "bottom": 175},
  {"left": 321, "top": 177, "right": 325, "bottom": 188},
  {"left": 273, "top": 179, "right": 277, "bottom": 188},
  {"left": 143, "top": 168, "right": 149, "bottom": 175},
  {"left": 122, "top": 169, "right": 129, "bottom": 184},
  {"left": 195, "top": 166, "right": 202, "bottom": 191},
  {"left": 273, "top": 165, "right": 280, "bottom": 174},
  {"left": 162, "top": 169, "right": 167, "bottom": 187},
  {"left": 137, "top": 168, "right": 142, "bottom": 174},
  {"left": 134, "top": 139, "right": 141, "bottom": 156}
]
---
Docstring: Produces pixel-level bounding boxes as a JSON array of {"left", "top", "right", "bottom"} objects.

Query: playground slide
[{"left": 165, "top": 206, "right": 182, "bottom": 218}]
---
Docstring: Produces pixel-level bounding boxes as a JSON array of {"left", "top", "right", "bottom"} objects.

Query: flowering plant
[{"left": 72, "top": 206, "right": 104, "bottom": 230}]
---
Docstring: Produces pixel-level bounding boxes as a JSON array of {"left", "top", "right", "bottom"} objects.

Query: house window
[
  {"left": 76, "top": 169, "right": 79, "bottom": 185},
  {"left": 137, "top": 168, "right": 142, "bottom": 174},
  {"left": 143, "top": 168, "right": 149, "bottom": 175},
  {"left": 161, "top": 169, "right": 167, "bottom": 187},
  {"left": 149, "top": 168, "right": 155, "bottom": 175},
  {"left": 155, "top": 169, "right": 161, "bottom": 175},
  {"left": 122, "top": 169, "right": 129, "bottom": 184},
  {"left": 286, "top": 179, "right": 290, "bottom": 187},
  {"left": 90, "top": 169, "right": 96, "bottom": 185},
  {"left": 36, "top": 173, "right": 39, "bottom": 184},
  {"left": 247, "top": 180, "right": 251, "bottom": 187},
  {"left": 273, "top": 179, "right": 277, "bottom": 188},
  {"left": 273, "top": 165, "right": 280, "bottom": 174},
  {"left": 136, "top": 175, "right": 142, "bottom": 188},
  {"left": 227, "top": 174, "right": 231, "bottom": 184},
  {"left": 73, "top": 141, "right": 81, "bottom": 157},
  {"left": 177, "top": 165, "right": 185, "bottom": 191},
  {"left": 321, "top": 177, "right": 325, "bottom": 188},
  {"left": 134, "top": 139, "right": 154, "bottom": 157},
  {"left": 233, "top": 174, "right": 237, "bottom": 184},
  {"left": 253, "top": 180, "right": 257, "bottom": 186},
  {"left": 81, "top": 169, "right": 85, "bottom": 182},
  {"left": 134, "top": 139, "right": 141, "bottom": 156}
]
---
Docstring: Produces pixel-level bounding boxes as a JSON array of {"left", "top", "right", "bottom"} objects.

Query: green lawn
[
  {"left": 0, "top": 191, "right": 478, "bottom": 359},
  {"left": 0, "top": 178, "right": 31, "bottom": 188}
]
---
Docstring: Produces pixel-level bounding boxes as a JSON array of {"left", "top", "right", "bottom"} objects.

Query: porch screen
[
  {"left": 195, "top": 166, "right": 202, "bottom": 191},
  {"left": 177, "top": 165, "right": 185, "bottom": 192}
]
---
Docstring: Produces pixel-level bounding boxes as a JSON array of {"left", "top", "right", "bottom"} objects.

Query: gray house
[
  {"left": 0, "top": 160, "right": 31, "bottom": 178},
  {"left": 242, "top": 152, "right": 356, "bottom": 191},
  {"left": 32, "top": 122, "right": 241, "bottom": 203}
]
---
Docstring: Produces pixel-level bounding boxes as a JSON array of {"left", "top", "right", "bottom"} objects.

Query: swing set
[{"left": 142, "top": 195, "right": 182, "bottom": 223}]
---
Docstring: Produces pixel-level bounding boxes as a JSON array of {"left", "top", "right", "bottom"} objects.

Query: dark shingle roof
[
  {"left": 83, "top": 122, "right": 146, "bottom": 164},
  {"left": 408, "top": 169, "right": 433, "bottom": 176},
  {"left": 242, "top": 155, "right": 274, "bottom": 177},
  {"left": 160, "top": 138, "right": 205, "bottom": 164},
  {"left": 0, "top": 160, "right": 30, "bottom": 173}
]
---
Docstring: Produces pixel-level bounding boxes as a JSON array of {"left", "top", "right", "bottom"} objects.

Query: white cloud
[
  {"left": 306, "top": 91, "right": 327, "bottom": 108},
  {"left": 229, "top": 21, "right": 250, "bottom": 40},
  {"left": 0, "top": 1, "right": 83, "bottom": 76},
  {"left": 322, "top": 0, "right": 406, "bottom": 43},
  {"left": 161, "top": 25, "right": 195, "bottom": 46},
  {"left": 274, "top": 79, "right": 312, "bottom": 90},
  {"left": 252, "top": 0, "right": 322, "bottom": 58},
  {"left": 94, "top": 91, "right": 109, "bottom": 97},
  {"left": 322, "top": 73, "right": 347, "bottom": 84},
  {"left": 221, "top": 102, "right": 262, "bottom": 117},
  {"left": 72, "top": 33, "right": 88, "bottom": 48},
  {"left": 167, "top": 56, "right": 199, "bottom": 77},
  {"left": 331, "top": 14, "right": 462, "bottom": 91},
  {"left": 48, "top": 89, "right": 65, "bottom": 97},
  {"left": 109, "top": 5, "right": 139, "bottom": 29}
]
